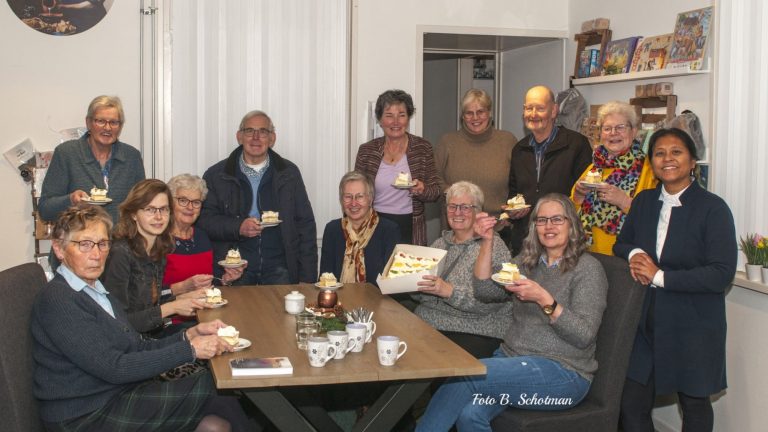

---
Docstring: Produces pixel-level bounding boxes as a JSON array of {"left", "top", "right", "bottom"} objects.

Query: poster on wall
[{"left": 7, "top": 0, "right": 113, "bottom": 36}]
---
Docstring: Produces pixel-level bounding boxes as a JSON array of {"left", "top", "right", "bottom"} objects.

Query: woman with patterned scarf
[
  {"left": 320, "top": 171, "right": 400, "bottom": 286},
  {"left": 571, "top": 101, "right": 657, "bottom": 255}
]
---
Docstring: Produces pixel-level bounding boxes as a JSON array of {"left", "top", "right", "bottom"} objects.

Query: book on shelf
[
  {"left": 630, "top": 34, "right": 673, "bottom": 72},
  {"left": 577, "top": 50, "right": 591, "bottom": 78},
  {"left": 588, "top": 49, "right": 600, "bottom": 77},
  {"left": 602, "top": 37, "right": 641, "bottom": 75},
  {"left": 667, "top": 7, "right": 712, "bottom": 71},
  {"left": 230, "top": 357, "right": 293, "bottom": 377}
]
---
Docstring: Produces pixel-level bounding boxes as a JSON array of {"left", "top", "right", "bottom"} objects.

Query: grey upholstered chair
[
  {"left": 0, "top": 263, "right": 47, "bottom": 432},
  {"left": 491, "top": 253, "right": 646, "bottom": 432}
]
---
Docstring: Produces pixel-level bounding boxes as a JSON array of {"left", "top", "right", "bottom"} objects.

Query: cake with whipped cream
[
  {"left": 584, "top": 168, "right": 603, "bottom": 184},
  {"left": 506, "top": 194, "right": 527, "bottom": 209},
  {"left": 497, "top": 262, "right": 521, "bottom": 283},
  {"left": 225, "top": 249, "right": 242, "bottom": 265},
  {"left": 205, "top": 287, "right": 222, "bottom": 304},
  {"left": 261, "top": 211, "right": 279, "bottom": 224},
  {"left": 89, "top": 187, "right": 108, "bottom": 202},
  {"left": 217, "top": 326, "right": 240, "bottom": 346},
  {"left": 319, "top": 272, "right": 337, "bottom": 287},
  {"left": 394, "top": 171, "right": 412, "bottom": 186},
  {"left": 387, "top": 251, "right": 440, "bottom": 278}
]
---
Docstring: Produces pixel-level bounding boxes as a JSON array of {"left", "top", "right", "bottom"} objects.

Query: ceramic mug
[
  {"left": 307, "top": 336, "right": 337, "bottom": 367},
  {"left": 354, "top": 320, "right": 377, "bottom": 343},
  {"left": 377, "top": 335, "right": 407, "bottom": 366},
  {"left": 327, "top": 330, "right": 356, "bottom": 360},
  {"left": 345, "top": 323, "right": 367, "bottom": 353}
]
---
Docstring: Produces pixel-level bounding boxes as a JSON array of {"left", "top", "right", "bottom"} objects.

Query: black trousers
[{"left": 620, "top": 374, "right": 714, "bottom": 432}]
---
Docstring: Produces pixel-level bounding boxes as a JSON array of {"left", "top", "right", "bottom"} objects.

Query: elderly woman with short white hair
[{"left": 413, "top": 181, "right": 512, "bottom": 359}]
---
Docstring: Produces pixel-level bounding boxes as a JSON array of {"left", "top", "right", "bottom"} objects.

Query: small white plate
[
  {"left": 206, "top": 299, "right": 228, "bottom": 308},
  {"left": 502, "top": 204, "right": 531, "bottom": 212},
  {"left": 260, "top": 220, "right": 282, "bottom": 228},
  {"left": 217, "top": 259, "right": 248, "bottom": 268},
  {"left": 391, "top": 182, "right": 416, "bottom": 189},
  {"left": 579, "top": 180, "right": 607, "bottom": 188},
  {"left": 82, "top": 197, "right": 113, "bottom": 205},
  {"left": 314, "top": 282, "right": 343, "bottom": 291},
  {"left": 491, "top": 273, "right": 528, "bottom": 285},
  {"left": 233, "top": 338, "right": 251, "bottom": 352}
]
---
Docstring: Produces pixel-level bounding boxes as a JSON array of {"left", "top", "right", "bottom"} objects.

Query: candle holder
[{"left": 317, "top": 289, "right": 338, "bottom": 309}]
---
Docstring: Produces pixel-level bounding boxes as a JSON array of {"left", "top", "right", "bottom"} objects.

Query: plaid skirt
[{"left": 45, "top": 369, "right": 214, "bottom": 432}]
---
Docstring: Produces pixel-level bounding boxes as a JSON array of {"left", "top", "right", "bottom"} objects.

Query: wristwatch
[{"left": 542, "top": 299, "right": 558, "bottom": 316}]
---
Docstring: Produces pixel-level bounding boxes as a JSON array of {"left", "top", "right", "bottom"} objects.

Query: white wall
[
  {"left": 0, "top": 1, "right": 141, "bottom": 270},
  {"left": 351, "top": 0, "right": 570, "bottom": 162}
]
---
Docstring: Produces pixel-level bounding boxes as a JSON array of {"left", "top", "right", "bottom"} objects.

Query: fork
[{"left": 212, "top": 276, "right": 232, "bottom": 287}]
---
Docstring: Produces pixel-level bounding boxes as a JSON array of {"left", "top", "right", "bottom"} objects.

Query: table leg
[
  {"left": 353, "top": 379, "right": 431, "bottom": 432},
  {"left": 243, "top": 388, "right": 318, "bottom": 432}
]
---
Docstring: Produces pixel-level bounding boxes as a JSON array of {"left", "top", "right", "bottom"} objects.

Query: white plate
[
  {"left": 206, "top": 299, "right": 228, "bottom": 308},
  {"left": 82, "top": 197, "right": 112, "bottom": 205},
  {"left": 233, "top": 338, "right": 251, "bottom": 352},
  {"left": 391, "top": 182, "right": 416, "bottom": 189},
  {"left": 579, "top": 180, "right": 607, "bottom": 188},
  {"left": 314, "top": 282, "right": 343, "bottom": 291},
  {"left": 491, "top": 273, "right": 528, "bottom": 285},
  {"left": 502, "top": 204, "right": 531, "bottom": 212},
  {"left": 217, "top": 259, "right": 248, "bottom": 268},
  {"left": 260, "top": 220, "right": 282, "bottom": 228}
]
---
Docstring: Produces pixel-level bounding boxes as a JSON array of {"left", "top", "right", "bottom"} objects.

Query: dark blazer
[
  {"left": 507, "top": 126, "right": 592, "bottom": 253},
  {"left": 614, "top": 182, "right": 737, "bottom": 396},
  {"left": 320, "top": 217, "right": 400, "bottom": 286},
  {"left": 198, "top": 147, "right": 318, "bottom": 283}
]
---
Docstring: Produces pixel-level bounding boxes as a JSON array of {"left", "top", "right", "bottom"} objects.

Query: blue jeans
[{"left": 417, "top": 348, "right": 591, "bottom": 432}]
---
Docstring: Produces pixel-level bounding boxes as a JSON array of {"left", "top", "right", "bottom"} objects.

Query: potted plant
[{"left": 740, "top": 233, "right": 764, "bottom": 282}]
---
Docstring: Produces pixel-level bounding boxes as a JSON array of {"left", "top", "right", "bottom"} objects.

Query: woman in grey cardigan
[
  {"left": 417, "top": 193, "right": 608, "bottom": 432},
  {"left": 413, "top": 181, "right": 511, "bottom": 359}
]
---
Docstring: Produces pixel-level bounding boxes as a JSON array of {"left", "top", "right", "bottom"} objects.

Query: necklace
[{"left": 384, "top": 139, "right": 407, "bottom": 163}]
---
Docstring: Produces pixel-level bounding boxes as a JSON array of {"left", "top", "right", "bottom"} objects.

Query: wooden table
[{"left": 199, "top": 283, "right": 486, "bottom": 432}]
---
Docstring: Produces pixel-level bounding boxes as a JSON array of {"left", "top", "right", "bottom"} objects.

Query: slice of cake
[
  {"left": 584, "top": 168, "right": 603, "bottom": 184},
  {"left": 506, "top": 194, "right": 527, "bottom": 209},
  {"left": 89, "top": 187, "right": 108, "bottom": 202},
  {"left": 394, "top": 171, "right": 412, "bottom": 186},
  {"left": 319, "top": 272, "right": 337, "bottom": 287},
  {"left": 497, "top": 262, "right": 521, "bottom": 283},
  {"left": 217, "top": 326, "right": 240, "bottom": 346},
  {"left": 205, "top": 287, "right": 222, "bottom": 304},
  {"left": 261, "top": 211, "right": 280, "bottom": 223},
  {"left": 498, "top": 212, "right": 510, "bottom": 221},
  {"left": 225, "top": 249, "right": 242, "bottom": 265}
]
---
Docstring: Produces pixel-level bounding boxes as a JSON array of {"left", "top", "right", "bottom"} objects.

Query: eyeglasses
[
  {"left": 91, "top": 118, "right": 122, "bottom": 128},
  {"left": 239, "top": 127, "right": 273, "bottom": 138},
  {"left": 446, "top": 204, "right": 477, "bottom": 214},
  {"left": 342, "top": 193, "right": 369, "bottom": 203},
  {"left": 534, "top": 215, "right": 568, "bottom": 226},
  {"left": 141, "top": 206, "right": 171, "bottom": 216},
  {"left": 601, "top": 124, "right": 629, "bottom": 134},
  {"left": 70, "top": 239, "right": 111, "bottom": 252},
  {"left": 176, "top": 197, "right": 202, "bottom": 209},
  {"left": 463, "top": 109, "right": 489, "bottom": 119},
  {"left": 523, "top": 105, "right": 549, "bottom": 114}
]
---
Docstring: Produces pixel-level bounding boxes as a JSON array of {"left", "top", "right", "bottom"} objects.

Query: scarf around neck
[
  {"left": 340, "top": 210, "right": 380, "bottom": 283},
  {"left": 579, "top": 140, "right": 645, "bottom": 242}
]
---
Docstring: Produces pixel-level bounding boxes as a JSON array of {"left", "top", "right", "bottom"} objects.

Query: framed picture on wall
[
  {"left": 473, "top": 58, "right": 495, "bottom": 80},
  {"left": 8, "top": 0, "right": 114, "bottom": 36}
]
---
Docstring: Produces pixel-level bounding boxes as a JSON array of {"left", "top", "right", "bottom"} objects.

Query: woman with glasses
[
  {"left": 164, "top": 174, "right": 244, "bottom": 297},
  {"left": 102, "top": 179, "right": 211, "bottom": 335},
  {"left": 39, "top": 95, "right": 145, "bottom": 225},
  {"left": 615, "top": 129, "right": 736, "bottom": 432},
  {"left": 320, "top": 171, "right": 399, "bottom": 286},
  {"left": 571, "top": 101, "right": 657, "bottom": 255},
  {"left": 435, "top": 89, "right": 517, "bottom": 239},
  {"left": 32, "top": 204, "right": 251, "bottom": 432},
  {"left": 355, "top": 89, "right": 441, "bottom": 246},
  {"left": 413, "top": 181, "right": 512, "bottom": 359},
  {"left": 417, "top": 193, "right": 608, "bottom": 431}
]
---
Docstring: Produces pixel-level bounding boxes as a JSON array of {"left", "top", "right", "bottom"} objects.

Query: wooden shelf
[{"left": 571, "top": 67, "right": 710, "bottom": 86}]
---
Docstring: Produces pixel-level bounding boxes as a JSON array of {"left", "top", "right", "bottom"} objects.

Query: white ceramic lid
[{"left": 285, "top": 290, "right": 305, "bottom": 300}]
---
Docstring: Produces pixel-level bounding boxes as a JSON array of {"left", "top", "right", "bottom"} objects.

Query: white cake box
[{"left": 377, "top": 244, "right": 447, "bottom": 295}]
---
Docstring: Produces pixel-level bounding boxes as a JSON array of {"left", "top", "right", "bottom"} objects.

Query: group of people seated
[{"left": 31, "top": 87, "right": 737, "bottom": 431}]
